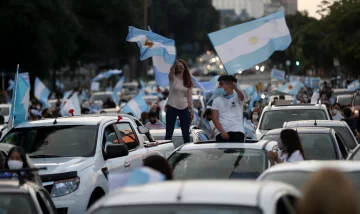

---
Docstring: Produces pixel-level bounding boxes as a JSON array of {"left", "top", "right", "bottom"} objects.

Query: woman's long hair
[
  {"left": 280, "top": 129, "right": 305, "bottom": 159},
  {"left": 143, "top": 155, "right": 173, "bottom": 180},
  {"left": 178, "top": 59, "right": 193, "bottom": 88}
]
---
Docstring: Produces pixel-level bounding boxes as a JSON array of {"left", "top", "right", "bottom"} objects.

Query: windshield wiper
[{"left": 29, "top": 154, "right": 63, "bottom": 158}]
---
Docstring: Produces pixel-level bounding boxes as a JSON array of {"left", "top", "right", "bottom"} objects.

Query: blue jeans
[{"left": 165, "top": 105, "right": 190, "bottom": 144}]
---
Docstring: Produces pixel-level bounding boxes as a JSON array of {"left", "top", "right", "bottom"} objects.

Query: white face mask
[
  {"left": 8, "top": 160, "right": 23, "bottom": 170},
  {"left": 332, "top": 109, "right": 338, "bottom": 115},
  {"left": 253, "top": 115, "right": 259, "bottom": 120}
]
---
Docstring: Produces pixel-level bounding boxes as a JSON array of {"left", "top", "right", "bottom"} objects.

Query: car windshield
[
  {"left": 261, "top": 133, "right": 337, "bottom": 160},
  {"left": 259, "top": 109, "right": 327, "bottom": 130},
  {"left": 168, "top": 149, "right": 268, "bottom": 180},
  {"left": 0, "top": 106, "right": 9, "bottom": 116},
  {"left": 90, "top": 94, "right": 111, "bottom": 102},
  {"left": 0, "top": 193, "right": 37, "bottom": 214},
  {"left": 354, "top": 95, "right": 360, "bottom": 106},
  {"left": 92, "top": 205, "right": 261, "bottom": 214},
  {"left": 1, "top": 125, "right": 97, "bottom": 157},
  {"left": 261, "top": 171, "right": 360, "bottom": 197},
  {"left": 337, "top": 96, "right": 353, "bottom": 106}
]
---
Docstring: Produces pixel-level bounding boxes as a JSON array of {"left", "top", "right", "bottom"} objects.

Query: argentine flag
[
  {"left": 112, "top": 77, "right": 125, "bottom": 106},
  {"left": 347, "top": 80, "right": 360, "bottom": 91},
  {"left": 244, "top": 119, "right": 256, "bottom": 140},
  {"left": 9, "top": 68, "right": 30, "bottom": 127},
  {"left": 34, "top": 77, "right": 50, "bottom": 108},
  {"left": 128, "top": 26, "right": 176, "bottom": 87},
  {"left": 122, "top": 94, "right": 150, "bottom": 118},
  {"left": 276, "top": 81, "right": 304, "bottom": 96},
  {"left": 208, "top": 10, "right": 291, "bottom": 75},
  {"left": 61, "top": 93, "right": 81, "bottom": 116}
]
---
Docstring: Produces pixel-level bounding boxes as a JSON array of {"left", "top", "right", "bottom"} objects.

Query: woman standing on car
[
  {"left": 267, "top": 129, "right": 305, "bottom": 165},
  {"left": 165, "top": 59, "right": 194, "bottom": 144}
]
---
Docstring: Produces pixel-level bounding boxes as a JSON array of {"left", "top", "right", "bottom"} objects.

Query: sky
[{"left": 298, "top": 0, "right": 323, "bottom": 19}]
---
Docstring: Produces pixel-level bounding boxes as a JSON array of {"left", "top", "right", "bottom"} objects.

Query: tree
[{"left": 0, "top": 0, "right": 80, "bottom": 79}]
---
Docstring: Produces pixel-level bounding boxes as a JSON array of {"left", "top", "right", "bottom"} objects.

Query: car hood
[{"left": 32, "top": 157, "right": 93, "bottom": 175}]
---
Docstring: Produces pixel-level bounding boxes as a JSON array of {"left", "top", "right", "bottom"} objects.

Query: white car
[
  {"left": 167, "top": 140, "right": 279, "bottom": 180},
  {"left": 256, "top": 103, "right": 331, "bottom": 139},
  {"left": 0, "top": 104, "right": 10, "bottom": 123},
  {"left": 143, "top": 95, "right": 159, "bottom": 105},
  {"left": 0, "top": 114, "right": 175, "bottom": 214},
  {"left": 87, "top": 180, "right": 300, "bottom": 214},
  {"left": 258, "top": 160, "right": 360, "bottom": 193}
]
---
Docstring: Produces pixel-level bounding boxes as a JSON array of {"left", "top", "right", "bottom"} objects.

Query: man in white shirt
[
  {"left": 211, "top": 75, "right": 246, "bottom": 142},
  {"left": 332, "top": 103, "right": 344, "bottom": 121}
]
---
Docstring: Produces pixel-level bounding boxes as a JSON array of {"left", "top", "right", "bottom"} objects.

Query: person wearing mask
[
  {"left": 199, "top": 108, "right": 215, "bottom": 138},
  {"left": 143, "top": 155, "right": 173, "bottom": 180},
  {"left": 331, "top": 103, "right": 344, "bottom": 120},
  {"left": 342, "top": 108, "right": 357, "bottom": 135},
  {"left": 251, "top": 111, "right": 259, "bottom": 129},
  {"left": 146, "top": 111, "right": 166, "bottom": 130},
  {"left": 296, "top": 87, "right": 308, "bottom": 103},
  {"left": 267, "top": 129, "right": 305, "bottom": 165},
  {"left": 211, "top": 75, "right": 246, "bottom": 142},
  {"left": 298, "top": 168, "right": 358, "bottom": 214},
  {"left": 5, "top": 147, "right": 34, "bottom": 181},
  {"left": 165, "top": 59, "right": 194, "bottom": 144}
]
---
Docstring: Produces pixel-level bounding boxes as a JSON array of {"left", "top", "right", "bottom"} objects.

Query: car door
[
  {"left": 335, "top": 132, "right": 350, "bottom": 158},
  {"left": 114, "top": 122, "right": 145, "bottom": 170}
]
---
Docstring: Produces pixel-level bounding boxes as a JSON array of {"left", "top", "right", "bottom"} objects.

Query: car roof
[
  {"left": 91, "top": 91, "right": 113, "bottom": 95},
  {"left": 150, "top": 129, "right": 181, "bottom": 136},
  {"left": 178, "top": 140, "right": 278, "bottom": 151},
  {"left": 0, "top": 104, "right": 10, "bottom": 107},
  {"left": 14, "top": 114, "right": 134, "bottom": 128},
  {"left": 284, "top": 120, "right": 347, "bottom": 127},
  {"left": 261, "top": 160, "right": 360, "bottom": 174},
  {"left": 263, "top": 104, "right": 326, "bottom": 111},
  {"left": 265, "top": 127, "right": 332, "bottom": 135},
  {"left": 90, "top": 180, "right": 297, "bottom": 208}
]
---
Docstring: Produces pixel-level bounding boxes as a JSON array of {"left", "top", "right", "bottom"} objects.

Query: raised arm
[
  {"left": 233, "top": 82, "right": 245, "bottom": 101},
  {"left": 168, "top": 63, "right": 176, "bottom": 82}
]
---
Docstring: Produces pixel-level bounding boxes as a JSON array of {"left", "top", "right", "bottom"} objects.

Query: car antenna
[
  {"left": 53, "top": 117, "right": 57, "bottom": 125},
  {"left": 314, "top": 117, "right": 317, "bottom": 126}
]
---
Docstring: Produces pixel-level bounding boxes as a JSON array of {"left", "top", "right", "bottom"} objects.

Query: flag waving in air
[
  {"left": 34, "top": 77, "right": 50, "bottom": 108},
  {"left": 9, "top": 65, "right": 30, "bottom": 127},
  {"left": 208, "top": 10, "right": 291, "bottom": 75}
]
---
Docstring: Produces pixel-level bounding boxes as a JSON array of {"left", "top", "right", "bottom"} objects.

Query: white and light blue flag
[
  {"left": 271, "top": 69, "right": 286, "bottom": 81},
  {"left": 61, "top": 90, "right": 73, "bottom": 108},
  {"left": 19, "top": 72, "right": 30, "bottom": 88},
  {"left": 208, "top": 10, "right": 291, "bottom": 75},
  {"left": 122, "top": 93, "right": 150, "bottom": 118},
  {"left": 200, "top": 75, "right": 220, "bottom": 92},
  {"left": 276, "top": 81, "right": 304, "bottom": 96},
  {"left": 9, "top": 69, "right": 30, "bottom": 127},
  {"left": 61, "top": 93, "right": 81, "bottom": 116},
  {"left": 7, "top": 79, "right": 14, "bottom": 91},
  {"left": 112, "top": 77, "right": 125, "bottom": 106},
  {"left": 92, "top": 69, "right": 122, "bottom": 82},
  {"left": 347, "top": 80, "right": 360, "bottom": 91},
  {"left": 34, "top": 77, "right": 50, "bottom": 108},
  {"left": 244, "top": 119, "right": 256, "bottom": 140}
]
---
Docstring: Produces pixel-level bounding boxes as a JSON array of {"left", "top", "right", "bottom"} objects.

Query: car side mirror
[
  {"left": 138, "top": 126, "right": 149, "bottom": 134},
  {"left": 104, "top": 144, "right": 129, "bottom": 160}
]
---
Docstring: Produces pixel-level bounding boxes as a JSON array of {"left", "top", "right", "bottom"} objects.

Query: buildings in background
[{"left": 212, "top": 0, "right": 298, "bottom": 28}]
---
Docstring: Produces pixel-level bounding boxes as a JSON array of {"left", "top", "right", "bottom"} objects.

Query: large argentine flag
[
  {"left": 208, "top": 10, "right": 291, "bottom": 75},
  {"left": 276, "top": 81, "right": 304, "bottom": 96},
  {"left": 347, "top": 80, "right": 360, "bottom": 91},
  {"left": 244, "top": 119, "right": 256, "bottom": 140},
  {"left": 122, "top": 94, "right": 150, "bottom": 118},
  {"left": 34, "top": 77, "right": 50, "bottom": 108},
  {"left": 127, "top": 26, "right": 176, "bottom": 64}
]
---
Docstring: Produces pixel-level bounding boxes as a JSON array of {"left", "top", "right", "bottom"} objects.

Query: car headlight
[
  {"left": 355, "top": 110, "right": 359, "bottom": 116},
  {"left": 50, "top": 177, "right": 80, "bottom": 197}
]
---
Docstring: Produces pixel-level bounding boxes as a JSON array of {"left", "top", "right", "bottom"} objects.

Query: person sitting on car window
[
  {"left": 4, "top": 147, "right": 34, "bottom": 181},
  {"left": 267, "top": 129, "right": 305, "bottom": 165}
]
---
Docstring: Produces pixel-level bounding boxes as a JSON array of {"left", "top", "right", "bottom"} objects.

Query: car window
[
  {"left": 115, "top": 123, "right": 139, "bottom": 150},
  {"left": 103, "top": 125, "right": 118, "bottom": 153},
  {"left": 262, "top": 133, "right": 337, "bottom": 160},
  {"left": 350, "top": 147, "right": 360, "bottom": 161},
  {"left": 259, "top": 109, "right": 328, "bottom": 130},
  {"left": 0, "top": 193, "right": 37, "bottom": 214},
  {"left": 1, "top": 126, "right": 97, "bottom": 157},
  {"left": 337, "top": 96, "right": 353, "bottom": 106},
  {"left": 36, "top": 192, "right": 49, "bottom": 214},
  {"left": 276, "top": 195, "right": 298, "bottom": 214},
  {"left": 354, "top": 95, "right": 360, "bottom": 106},
  {"left": 331, "top": 126, "right": 357, "bottom": 150},
  {"left": 168, "top": 148, "right": 268, "bottom": 180},
  {"left": 91, "top": 204, "right": 261, "bottom": 214},
  {"left": 335, "top": 133, "right": 348, "bottom": 158}
]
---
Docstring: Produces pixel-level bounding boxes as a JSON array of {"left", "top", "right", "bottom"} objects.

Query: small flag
[
  {"left": 121, "top": 94, "right": 150, "bottom": 118},
  {"left": 244, "top": 119, "right": 256, "bottom": 139},
  {"left": 34, "top": 77, "right": 50, "bottom": 108},
  {"left": 208, "top": 10, "right": 291, "bottom": 75},
  {"left": 276, "top": 81, "right": 304, "bottom": 96},
  {"left": 61, "top": 93, "right": 81, "bottom": 116},
  {"left": 9, "top": 66, "right": 30, "bottom": 127}
]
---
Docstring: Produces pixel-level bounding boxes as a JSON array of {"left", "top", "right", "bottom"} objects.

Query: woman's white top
[
  {"left": 278, "top": 150, "right": 304, "bottom": 163},
  {"left": 167, "top": 76, "right": 192, "bottom": 110}
]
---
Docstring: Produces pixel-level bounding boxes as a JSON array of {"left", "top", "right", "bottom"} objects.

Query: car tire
[{"left": 87, "top": 187, "right": 105, "bottom": 209}]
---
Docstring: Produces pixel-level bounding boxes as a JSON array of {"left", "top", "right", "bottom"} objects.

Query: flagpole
[{"left": 9, "top": 64, "right": 19, "bottom": 128}]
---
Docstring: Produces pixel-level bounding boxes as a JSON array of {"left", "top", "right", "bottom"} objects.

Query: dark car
[
  {"left": 283, "top": 120, "right": 358, "bottom": 150},
  {"left": 261, "top": 127, "right": 350, "bottom": 160}
]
